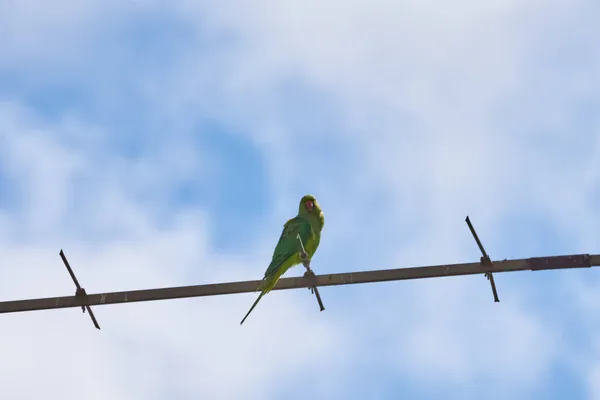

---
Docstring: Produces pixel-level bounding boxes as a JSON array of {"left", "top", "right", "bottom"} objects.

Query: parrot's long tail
[{"left": 240, "top": 291, "right": 266, "bottom": 325}]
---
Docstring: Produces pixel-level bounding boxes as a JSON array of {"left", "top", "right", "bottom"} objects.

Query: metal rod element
[
  {"left": 0, "top": 253, "right": 596, "bottom": 316},
  {"left": 297, "top": 234, "right": 325, "bottom": 311},
  {"left": 465, "top": 216, "right": 499, "bottom": 302},
  {"left": 59, "top": 250, "right": 101, "bottom": 330}
]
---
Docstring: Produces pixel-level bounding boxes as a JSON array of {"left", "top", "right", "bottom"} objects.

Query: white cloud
[
  {"left": 0, "top": 1, "right": 111, "bottom": 70},
  {"left": 395, "top": 278, "right": 556, "bottom": 387},
  {"left": 589, "top": 363, "right": 600, "bottom": 400},
  {"left": 158, "top": 0, "right": 599, "bottom": 252},
  {"left": 169, "top": 0, "right": 600, "bottom": 252}
]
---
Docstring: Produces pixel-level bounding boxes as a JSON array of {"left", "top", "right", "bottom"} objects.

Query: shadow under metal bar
[{"left": 0, "top": 253, "right": 597, "bottom": 315}]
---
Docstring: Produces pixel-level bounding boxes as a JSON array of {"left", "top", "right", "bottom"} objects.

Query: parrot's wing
[
  {"left": 264, "top": 216, "right": 312, "bottom": 280},
  {"left": 240, "top": 217, "right": 312, "bottom": 325}
]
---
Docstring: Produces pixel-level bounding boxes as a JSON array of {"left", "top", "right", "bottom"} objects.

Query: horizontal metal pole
[{"left": 0, "top": 253, "right": 597, "bottom": 314}]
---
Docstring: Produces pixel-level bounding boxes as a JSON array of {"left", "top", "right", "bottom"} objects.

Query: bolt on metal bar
[{"left": 0, "top": 253, "right": 596, "bottom": 317}]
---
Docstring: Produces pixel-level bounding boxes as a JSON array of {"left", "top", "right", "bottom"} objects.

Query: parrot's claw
[
  {"left": 299, "top": 250, "right": 309, "bottom": 263},
  {"left": 303, "top": 269, "right": 317, "bottom": 293}
]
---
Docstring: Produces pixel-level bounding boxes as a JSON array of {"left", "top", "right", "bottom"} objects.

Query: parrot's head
[
  {"left": 300, "top": 194, "right": 318, "bottom": 213},
  {"left": 299, "top": 195, "right": 324, "bottom": 227}
]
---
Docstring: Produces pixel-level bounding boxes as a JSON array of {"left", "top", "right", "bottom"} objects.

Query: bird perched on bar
[{"left": 240, "top": 194, "right": 325, "bottom": 325}]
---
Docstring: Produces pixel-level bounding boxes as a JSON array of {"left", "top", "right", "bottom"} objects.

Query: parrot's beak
[{"left": 305, "top": 200, "right": 314, "bottom": 211}]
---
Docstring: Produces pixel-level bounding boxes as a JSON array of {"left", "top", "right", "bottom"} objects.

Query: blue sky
[{"left": 0, "top": 1, "right": 599, "bottom": 399}]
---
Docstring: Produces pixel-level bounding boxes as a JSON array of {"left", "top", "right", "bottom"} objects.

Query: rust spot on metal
[{"left": 529, "top": 254, "right": 591, "bottom": 271}]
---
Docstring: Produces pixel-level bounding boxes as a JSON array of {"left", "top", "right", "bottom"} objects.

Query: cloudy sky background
[{"left": 0, "top": 1, "right": 599, "bottom": 399}]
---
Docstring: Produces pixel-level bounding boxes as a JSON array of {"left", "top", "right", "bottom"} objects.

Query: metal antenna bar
[
  {"left": 0, "top": 253, "right": 595, "bottom": 315},
  {"left": 465, "top": 216, "right": 500, "bottom": 302},
  {"left": 59, "top": 250, "right": 101, "bottom": 330}
]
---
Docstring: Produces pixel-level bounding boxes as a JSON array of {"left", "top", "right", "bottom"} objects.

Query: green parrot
[{"left": 240, "top": 194, "right": 325, "bottom": 325}]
